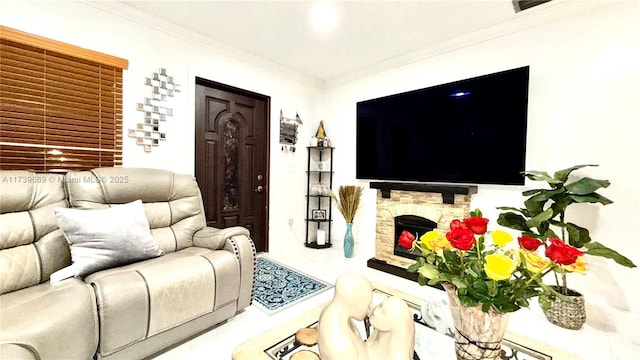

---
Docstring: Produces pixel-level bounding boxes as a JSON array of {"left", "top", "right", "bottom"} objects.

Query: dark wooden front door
[{"left": 195, "top": 78, "right": 269, "bottom": 252}]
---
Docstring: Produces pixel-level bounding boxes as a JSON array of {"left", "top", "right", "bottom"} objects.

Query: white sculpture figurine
[
  {"left": 366, "top": 296, "right": 416, "bottom": 360},
  {"left": 317, "top": 273, "right": 372, "bottom": 360}
]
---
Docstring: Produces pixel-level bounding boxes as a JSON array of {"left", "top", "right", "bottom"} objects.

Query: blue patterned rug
[{"left": 252, "top": 257, "right": 332, "bottom": 314}]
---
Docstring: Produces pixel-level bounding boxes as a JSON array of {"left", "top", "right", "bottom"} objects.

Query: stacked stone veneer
[{"left": 375, "top": 190, "right": 472, "bottom": 269}]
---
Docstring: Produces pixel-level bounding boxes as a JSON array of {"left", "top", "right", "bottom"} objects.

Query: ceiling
[{"left": 115, "top": 1, "right": 559, "bottom": 84}]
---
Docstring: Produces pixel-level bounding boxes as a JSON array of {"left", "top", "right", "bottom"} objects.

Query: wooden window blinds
[{"left": 0, "top": 26, "right": 129, "bottom": 172}]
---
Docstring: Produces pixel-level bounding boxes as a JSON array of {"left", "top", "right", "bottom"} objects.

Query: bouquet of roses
[{"left": 400, "top": 209, "right": 588, "bottom": 313}]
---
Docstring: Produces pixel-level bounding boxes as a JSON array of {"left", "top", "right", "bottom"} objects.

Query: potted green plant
[{"left": 497, "top": 164, "right": 636, "bottom": 329}]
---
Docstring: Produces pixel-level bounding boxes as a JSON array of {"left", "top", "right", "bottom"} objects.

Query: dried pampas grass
[{"left": 330, "top": 185, "right": 364, "bottom": 223}]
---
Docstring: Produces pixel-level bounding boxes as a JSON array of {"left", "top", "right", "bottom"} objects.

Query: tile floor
[{"left": 152, "top": 246, "right": 640, "bottom": 360}]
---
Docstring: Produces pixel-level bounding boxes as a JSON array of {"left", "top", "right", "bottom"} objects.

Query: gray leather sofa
[{"left": 0, "top": 168, "right": 256, "bottom": 360}]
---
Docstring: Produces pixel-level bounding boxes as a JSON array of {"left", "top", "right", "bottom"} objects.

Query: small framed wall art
[{"left": 311, "top": 209, "right": 326, "bottom": 220}]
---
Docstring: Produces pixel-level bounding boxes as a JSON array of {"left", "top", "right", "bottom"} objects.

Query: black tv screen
[{"left": 356, "top": 66, "right": 529, "bottom": 185}]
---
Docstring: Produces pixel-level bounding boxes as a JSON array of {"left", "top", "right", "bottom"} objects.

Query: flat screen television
[{"left": 356, "top": 66, "right": 529, "bottom": 186}]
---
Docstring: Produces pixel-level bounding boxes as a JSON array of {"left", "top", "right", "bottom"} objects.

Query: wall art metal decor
[
  {"left": 279, "top": 109, "right": 302, "bottom": 153},
  {"left": 129, "top": 68, "right": 181, "bottom": 152}
]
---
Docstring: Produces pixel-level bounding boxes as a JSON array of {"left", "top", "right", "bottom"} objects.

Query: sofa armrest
[
  {"left": 193, "top": 226, "right": 250, "bottom": 250},
  {"left": 193, "top": 226, "right": 255, "bottom": 309}
]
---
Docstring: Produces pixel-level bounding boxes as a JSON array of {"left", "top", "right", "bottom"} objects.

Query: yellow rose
[
  {"left": 484, "top": 253, "right": 517, "bottom": 281},
  {"left": 564, "top": 256, "right": 587, "bottom": 274},
  {"left": 419, "top": 230, "right": 452, "bottom": 252},
  {"left": 491, "top": 230, "right": 514, "bottom": 247},
  {"left": 521, "top": 250, "right": 551, "bottom": 273}
]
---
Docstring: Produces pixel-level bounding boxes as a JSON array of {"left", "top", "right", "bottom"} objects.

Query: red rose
[
  {"left": 398, "top": 230, "right": 415, "bottom": 250},
  {"left": 446, "top": 228, "right": 476, "bottom": 251},
  {"left": 518, "top": 236, "right": 543, "bottom": 251},
  {"left": 450, "top": 219, "right": 467, "bottom": 230},
  {"left": 545, "top": 238, "right": 584, "bottom": 265},
  {"left": 463, "top": 216, "right": 489, "bottom": 235}
]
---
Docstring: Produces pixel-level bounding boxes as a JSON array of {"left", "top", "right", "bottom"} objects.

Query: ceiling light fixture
[{"left": 309, "top": 2, "right": 338, "bottom": 33}]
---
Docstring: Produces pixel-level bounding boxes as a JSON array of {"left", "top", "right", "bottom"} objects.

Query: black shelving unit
[{"left": 305, "top": 146, "right": 334, "bottom": 248}]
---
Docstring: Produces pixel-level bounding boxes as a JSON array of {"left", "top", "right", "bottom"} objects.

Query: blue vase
[{"left": 344, "top": 223, "right": 354, "bottom": 258}]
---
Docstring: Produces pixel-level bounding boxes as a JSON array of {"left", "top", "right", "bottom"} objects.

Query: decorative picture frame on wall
[
  {"left": 129, "top": 67, "right": 180, "bottom": 152},
  {"left": 311, "top": 209, "right": 326, "bottom": 220}
]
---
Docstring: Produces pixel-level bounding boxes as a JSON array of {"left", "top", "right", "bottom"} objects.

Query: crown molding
[
  {"left": 322, "top": 0, "right": 616, "bottom": 89},
  {"left": 81, "top": 1, "right": 322, "bottom": 88}
]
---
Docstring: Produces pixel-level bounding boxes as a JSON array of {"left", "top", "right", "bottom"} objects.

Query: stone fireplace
[{"left": 368, "top": 182, "right": 477, "bottom": 275}]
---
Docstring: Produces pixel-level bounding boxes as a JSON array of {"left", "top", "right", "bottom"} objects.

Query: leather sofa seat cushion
[
  {"left": 85, "top": 247, "right": 240, "bottom": 356},
  {"left": 0, "top": 278, "right": 98, "bottom": 360}
]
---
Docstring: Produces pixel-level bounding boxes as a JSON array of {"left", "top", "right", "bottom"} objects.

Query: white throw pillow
[{"left": 51, "top": 200, "right": 163, "bottom": 282}]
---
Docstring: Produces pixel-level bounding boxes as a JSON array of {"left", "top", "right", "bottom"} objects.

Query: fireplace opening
[{"left": 394, "top": 215, "right": 437, "bottom": 260}]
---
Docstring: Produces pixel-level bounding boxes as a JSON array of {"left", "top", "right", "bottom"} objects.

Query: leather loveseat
[{"left": 0, "top": 167, "right": 256, "bottom": 360}]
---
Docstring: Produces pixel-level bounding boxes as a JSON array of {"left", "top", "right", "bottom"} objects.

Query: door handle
[{"left": 255, "top": 185, "right": 263, "bottom": 193}]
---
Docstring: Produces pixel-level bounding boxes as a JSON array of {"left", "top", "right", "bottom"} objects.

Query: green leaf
[
  {"left": 418, "top": 275, "right": 428, "bottom": 286},
  {"left": 470, "top": 208, "right": 483, "bottom": 217},
  {"left": 522, "top": 189, "right": 544, "bottom": 196},
  {"left": 528, "top": 188, "right": 565, "bottom": 202},
  {"left": 481, "top": 302, "right": 491, "bottom": 312},
  {"left": 459, "top": 295, "right": 477, "bottom": 308},
  {"left": 451, "top": 277, "right": 467, "bottom": 289},
  {"left": 565, "top": 177, "right": 610, "bottom": 195},
  {"left": 465, "top": 267, "right": 479, "bottom": 278},
  {"left": 553, "top": 164, "right": 597, "bottom": 183},
  {"left": 565, "top": 222, "right": 591, "bottom": 248},
  {"left": 418, "top": 264, "right": 440, "bottom": 279},
  {"left": 538, "top": 294, "right": 553, "bottom": 311},
  {"left": 407, "top": 262, "right": 420, "bottom": 273},
  {"left": 585, "top": 242, "right": 637, "bottom": 268},
  {"left": 569, "top": 193, "right": 614, "bottom": 205},
  {"left": 524, "top": 198, "right": 544, "bottom": 217},
  {"left": 525, "top": 208, "right": 554, "bottom": 229},
  {"left": 443, "top": 250, "right": 459, "bottom": 265},
  {"left": 523, "top": 170, "right": 563, "bottom": 185},
  {"left": 496, "top": 206, "right": 524, "bottom": 212},
  {"left": 501, "top": 302, "right": 520, "bottom": 313},
  {"left": 497, "top": 212, "right": 530, "bottom": 232}
]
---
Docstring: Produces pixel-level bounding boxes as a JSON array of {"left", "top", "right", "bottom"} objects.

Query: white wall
[
  {"left": 0, "top": 1, "right": 321, "bottom": 253},
  {"left": 320, "top": 1, "right": 640, "bottom": 325}
]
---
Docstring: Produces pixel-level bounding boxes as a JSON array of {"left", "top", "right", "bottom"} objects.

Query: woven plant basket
[{"left": 543, "top": 287, "right": 586, "bottom": 330}]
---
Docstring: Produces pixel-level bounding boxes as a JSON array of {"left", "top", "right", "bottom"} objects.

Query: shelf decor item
[
  {"left": 311, "top": 209, "right": 326, "bottom": 220},
  {"left": 330, "top": 185, "right": 363, "bottom": 258},
  {"left": 497, "top": 164, "right": 636, "bottom": 329},
  {"left": 343, "top": 223, "right": 354, "bottom": 258},
  {"left": 317, "top": 229, "right": 326, "bottom": 246},
  {"left": 400, "top": 209, "right": 582, "bottom": 360},
  {"left": 315, "top": 120, "right": 327, "bottom": 139}
]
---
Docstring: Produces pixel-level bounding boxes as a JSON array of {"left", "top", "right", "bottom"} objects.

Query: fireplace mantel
[{"left": 370, "top": 182, "right": 477, "bottom": 204}]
